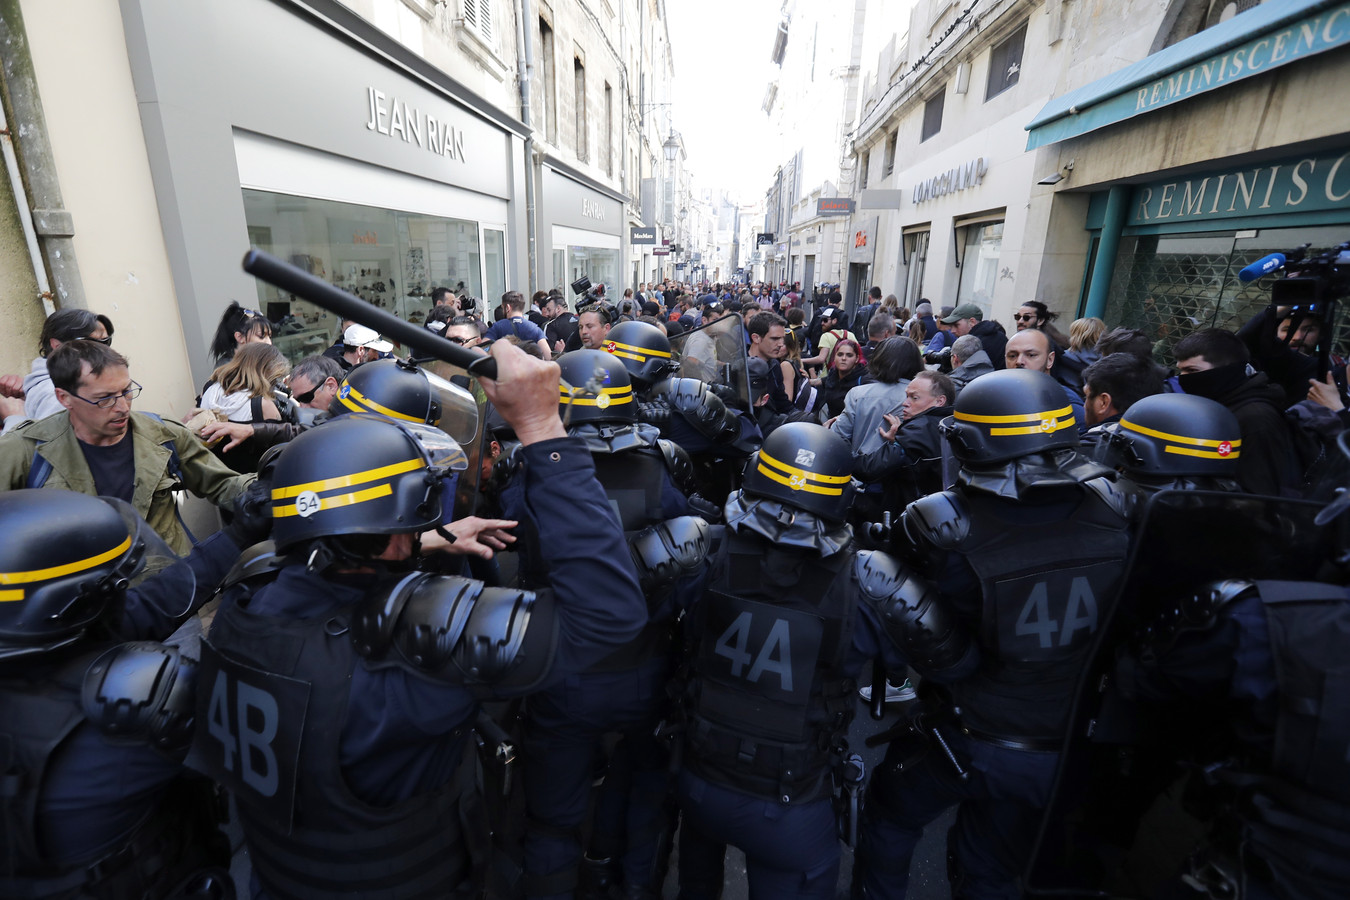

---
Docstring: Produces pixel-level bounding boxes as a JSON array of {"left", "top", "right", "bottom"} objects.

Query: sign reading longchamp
[{"left": 1025, "top": 1, "right": 1350, "bottom": 150}]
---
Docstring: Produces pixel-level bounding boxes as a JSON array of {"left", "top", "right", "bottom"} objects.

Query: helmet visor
[
  {"left": 422, "top": 368, "right": 480, "bottom": 445},
  {"left": 404, "top": 422, "right": 469, "bottom": 472}
]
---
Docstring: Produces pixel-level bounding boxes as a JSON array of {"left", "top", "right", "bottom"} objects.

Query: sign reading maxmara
[
  {"left": 912, "top": 157, "right": 988, "bottom": 204},
  {"left": 364, "top": 87, "right": 468, "bottom": 162}
]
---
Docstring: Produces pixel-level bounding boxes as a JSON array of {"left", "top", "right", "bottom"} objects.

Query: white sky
[{"left": 665, "top": 0, "right": 783, "bottom": 203}]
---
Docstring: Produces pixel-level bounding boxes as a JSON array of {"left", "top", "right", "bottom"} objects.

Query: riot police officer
[
  {"left": 675, "top": 422, "right": 975, "bottom": 899},
  {"left": 854, "top": 369, "right": 1135, "bottom": 899},
  {"left": 503, "top": 348, "right": 705, "bottom": 899},
  {"left": 0, "top": 488, "right": 261, "bottom": 899},
  {"left": 192, "top": 342, "right": 647, "bottom": 899},
  {"left": 602, "top": 320, "right": 760, "bottom": 468},
  {"left": 1095, "top": 392, "right": 1244, "bottom": 496}
]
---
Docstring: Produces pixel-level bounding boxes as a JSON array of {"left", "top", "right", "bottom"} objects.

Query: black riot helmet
[
  {"left": 1097, "top": 393, "right": 1241, "bottom": 479},
  {"left": 557, "top": 349, "right": 638, "bottom": 425},
  {"left": 741, "top": 422, "right": 855, "bottom": 522},
  {"left": 941, "top": 369, "right": 1079, "bottom": 466},
  {"left": 332, "top": 357, "right": 479, "bottom": 444},
  {"left": 602, "top": 321, "right": 677, "bottom": 387},
  {"left": 269, "top": 413, "right": 467, "bottom": 552},
  {"left": 0, "top": 490, "right": 167, "bottom": 662}
]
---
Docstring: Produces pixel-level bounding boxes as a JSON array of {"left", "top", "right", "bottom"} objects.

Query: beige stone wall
[
  {"left": 19, "top": 0, "right": 194, "bottom": 418},
  {"left": 0, "top": 161, "right": 46, "bottom": 377}
]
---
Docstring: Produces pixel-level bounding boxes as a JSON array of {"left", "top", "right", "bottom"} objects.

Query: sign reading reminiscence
[{"left": 365, "top": 87, "right": 468, "bottom": 162}]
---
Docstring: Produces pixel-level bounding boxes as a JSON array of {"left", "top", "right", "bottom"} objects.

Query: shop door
[{"left": 845, "top": 263, "right": 870, "bottom": 322}]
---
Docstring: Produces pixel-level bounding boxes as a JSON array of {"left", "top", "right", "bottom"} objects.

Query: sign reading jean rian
[{"left": 365, "top": 87, "right": 467, "bottom": 162}]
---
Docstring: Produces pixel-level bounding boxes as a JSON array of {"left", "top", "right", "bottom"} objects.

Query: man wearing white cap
[{"left": 336, "top": 323, "right": 394, "bottom": 372}]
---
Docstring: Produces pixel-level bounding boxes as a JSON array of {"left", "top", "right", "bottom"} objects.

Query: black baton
[{"left": 241, "top": 248, "right": 498, "bottom": 380}]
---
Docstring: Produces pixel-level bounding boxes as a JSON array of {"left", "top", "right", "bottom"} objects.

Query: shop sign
[
  {"left": 653, "top": 248, "right": 671, "bottom": 256},
  {"left": 849, "top": 216, "right": 879, "bottom": 265},
  {"left": 364, "top": 87, "right": 467, "bottom": 163},
  {"left": 583, "top": 199, "right": 606, "bottom": 221},
  {"left": 630, "top": 226, "right": 657, "bottom": 244},
  {"left": 912, "top": 158, "right": 988, "bottom": 204},
  {"left": 757, "top": 233, "right": 775, "bottom": 245},
  {"left": 1128, "top": 148, "right": 1350, "bottom": 226},
  {"left": 817, "top": 198, "right": 855, "bottom": 215}
]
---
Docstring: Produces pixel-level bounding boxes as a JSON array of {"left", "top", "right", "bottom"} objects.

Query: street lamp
[{"left": 663, "top": 131, "right": 680, "bottom": 163}]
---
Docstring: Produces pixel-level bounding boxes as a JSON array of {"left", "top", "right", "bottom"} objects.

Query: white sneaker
[{"left": 858, "top": 678, "right": 917, "bottom": 704}]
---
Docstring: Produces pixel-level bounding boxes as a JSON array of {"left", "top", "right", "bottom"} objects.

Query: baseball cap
[
  {"left": 343, "top": 323, "right": 394, "bottom": 353},
  {"left": 941, "top": 303, "right": 983, "bottom": 324}
]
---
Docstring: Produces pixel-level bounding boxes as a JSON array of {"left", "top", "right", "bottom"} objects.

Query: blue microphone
[{"left": 1238, "top": 252, "right": 1286, "bottom": 282}]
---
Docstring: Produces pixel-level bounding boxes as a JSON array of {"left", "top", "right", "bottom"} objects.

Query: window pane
[
  {"left": 483, "top": 229, "right": 506, "bottom": 306},
  {"left": 956, "top": 222, "right": 1004, "bottom": 316},
  {"left": 986, "top": 24, "right": 1026, "bottom": 101},
  {"left": 242, "top": 189, "right": 482, "bottom": 364},
  {"left": 921, "top": 89, "right": 945, "bottom": 142},
  {"left": 569, "top": 245, "right": 618, "bottom": 295}
]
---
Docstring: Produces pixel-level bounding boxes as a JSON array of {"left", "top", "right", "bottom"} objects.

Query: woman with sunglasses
[
  {"left": 0, "top": 308, "right": 115, "bottom": 432},
  {"left": 208, "top": 300, "right": 273, "bottom": 366}
]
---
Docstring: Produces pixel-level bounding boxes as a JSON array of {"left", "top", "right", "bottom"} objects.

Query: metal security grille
[{"left": 1101, "top": 230, "right": 1350, "bottom": 364}]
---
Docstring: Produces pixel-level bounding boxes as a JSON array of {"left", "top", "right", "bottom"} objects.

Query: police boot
[{"left": 578, "top": 855, "right": 618, "bottom": 900}]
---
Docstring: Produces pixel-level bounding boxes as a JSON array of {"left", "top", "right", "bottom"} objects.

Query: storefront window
[
  {"left": 956, "top": 221, "right": 1004, "bottom": 316},
  {"left": 1101, "top": 224, "right": 1349, "bottom": 363},
  {"left": 483, "top": 228, "right": 506, "bottom": 307},
  {"left": 568, "top": 245, "right": 619, "bottom": 297},
  {"left": 903, "top": 230, "right": 930, "bottom": 306},
  {"left": 242, "top": 190, "right": 488, "bottom": 363}
]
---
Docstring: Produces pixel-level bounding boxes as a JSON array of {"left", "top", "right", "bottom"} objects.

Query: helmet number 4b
[{"left": 1012, "top": 578, "right": 1099, "bottom": 650}]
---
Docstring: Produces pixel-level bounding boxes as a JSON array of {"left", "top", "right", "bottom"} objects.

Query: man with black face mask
[{"left": 1173, "top": 328, "right": 1299, "bottom": 496}]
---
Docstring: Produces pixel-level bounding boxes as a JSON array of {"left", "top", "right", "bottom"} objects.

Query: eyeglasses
[
  {"left": 292, "top": 384, "right": 320, "bottom": 404},
  {"left": 1014, "top": 313, "right": 1038, "bottom": 322},
  {"left": 70, "top": 381, "right": 141, "bottom": 409},
  {"left": 83, "top": 335, "right": 114, "bottom": 346},
  {"left": 444, "top": 336, "right": 467, "bottom": 345}
]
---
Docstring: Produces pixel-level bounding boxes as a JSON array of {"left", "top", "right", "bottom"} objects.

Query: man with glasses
[{"left": 0, "top": 340, "right": 252, "bottom": 555}]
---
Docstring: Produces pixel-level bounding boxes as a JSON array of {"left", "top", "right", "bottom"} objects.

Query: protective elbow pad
[
  {"left": 900, "top": 491, "right": 970, "bottom": 551},
  {"left": 658, "top": 377, "right": 729, "bottom": 441},
  {"left": 657, "top": 439, "right": 698, "bottom": 495},
  {"left": 81, "top": 642, "right": 198, "bottom": 751},
  {"left": 629, "top": 515, "right": 709, "bottom": 593},
  {"left": 855, "top": 550, "right": 972, "bottom": 676},
  {"left": 352, "top": 572, "right": 537, "bottom": 684}
]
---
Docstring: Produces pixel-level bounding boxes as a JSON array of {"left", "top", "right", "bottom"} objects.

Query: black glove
[
  {"left": 224, "top": 478, "right": 272, "bottom": 548},
  {"left": 708, "top": 382, "right": 743, "bottom": 410}
]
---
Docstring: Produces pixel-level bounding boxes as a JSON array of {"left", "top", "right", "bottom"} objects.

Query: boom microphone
[{"left": 1238, "top": 252, "right": 1286, "bottom": 283}]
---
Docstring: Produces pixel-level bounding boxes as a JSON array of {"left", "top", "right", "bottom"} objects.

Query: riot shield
[
  {"left": 1025, "top": 489, "right": 1334, "bottom": 898},
  {"left": 424, "top": 359, "right": 489, "bottom": 518},
  {"left": 668, "top": 315, "right": 751, "bottom": 409}
]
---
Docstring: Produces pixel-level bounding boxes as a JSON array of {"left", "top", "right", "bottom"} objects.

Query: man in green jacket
[{"left": 0, "top": 340, "right": 252, "bottom": 555}]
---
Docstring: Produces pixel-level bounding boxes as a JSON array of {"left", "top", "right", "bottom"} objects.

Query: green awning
[{"left": 1025, "top": 0, "right": 1350, "bottom": 150}]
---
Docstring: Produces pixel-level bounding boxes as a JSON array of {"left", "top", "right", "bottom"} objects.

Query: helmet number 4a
[{"left": 1014, "top": 578, "right": 1099, "bottom": 650}]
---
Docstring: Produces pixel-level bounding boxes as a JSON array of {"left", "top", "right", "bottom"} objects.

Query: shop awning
[{"left": 1025, "top": 0, "right": 1350, "bottom": 150}]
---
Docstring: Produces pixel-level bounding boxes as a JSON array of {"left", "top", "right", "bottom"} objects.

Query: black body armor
[
  {"left": 909, "top": 481, "right": 1132, "bottom": 742},
  {"left": 192, "top": 587, "right": 472, "bottom": 899},
  {"left": 683, "top": 531, "right": 857, "bottom": 805},
  {"left": 1, "top": 648, "right": 227, "bottom": 900}
]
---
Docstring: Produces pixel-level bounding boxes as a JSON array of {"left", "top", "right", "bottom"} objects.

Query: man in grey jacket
[{"left": 948, "top": 334, "right": 995, "bottom": 396}]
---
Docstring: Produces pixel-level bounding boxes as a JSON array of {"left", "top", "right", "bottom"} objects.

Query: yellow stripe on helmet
[
  {"left": 989, "top": 416, "right": 1077, "bottom": 436},
  {"left": 756, "top": 461, "right": 846, "bottom": 496},
  {"left": 758, "top": 450, "right": 852, "bottom": 485},
  {"left": 0, "top": 535, "right": 132, "bottom": 595},
  {"left": 338, "top": 385, "right": 425, "bottom": 424},
  {"left": 272, "top": 483, "right": 394, "bottom": 518},
  {"left": 1121, "top": 418, "right": 1242, "bottom": 450},
  {"left": 560, "top": 386, "right": 634, "bottom": 407},
  {"left": 1165, "top": 445, "right": 1241, "bottom": 460},
  {"left": 605, "top": 340, "right": 672, "bottom": 359},
  {"left": 271, "top": 457, "right": 425, "bottom": 500},
  {"left": 953, "top": 405, "right": 1073, "bottom": 425}
]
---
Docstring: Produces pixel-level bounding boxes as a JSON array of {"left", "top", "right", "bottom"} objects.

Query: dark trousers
[
  {"left": 675, "top": 769, "right": 840, "bottom": 900},
  {"left": 522, "top": 658, "right": 671, "bottom": 899},
  {"left": 855, "top": 730, "right": 1059, "bottom": 899}
]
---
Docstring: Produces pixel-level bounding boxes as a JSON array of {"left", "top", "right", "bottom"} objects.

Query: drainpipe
[
  {"left": 0, "top": 0, "right": 83, "bottom": 311},
  {"left": 1083, "top": 185, "right": 1129, "bottom": 320},
  {"left": 516, "top": 0, "right": 538, "bottom": 293}
]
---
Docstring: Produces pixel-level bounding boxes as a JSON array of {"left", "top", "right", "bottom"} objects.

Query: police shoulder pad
[
  {"left": 81, "top": 642, "right": 198, "bottom": 750},
  {"left": 902, "top": 491, "right": 970, "bottom": 550}
]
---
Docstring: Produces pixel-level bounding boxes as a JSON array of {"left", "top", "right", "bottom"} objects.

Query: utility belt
[{"left": 682, "top": 716, "right": 841, "bottom": 805}]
